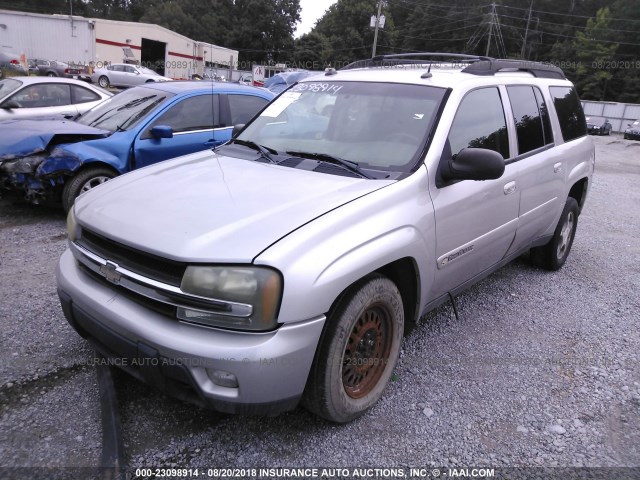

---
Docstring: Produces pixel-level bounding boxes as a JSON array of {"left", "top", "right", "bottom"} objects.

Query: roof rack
[
  {"left": 341, "top": 52, "right": 489, "bottom": 70},
  {"left": 462, "top": 59, "right": 565, "bottom": 79},
  {"left": 340, "top": 52, "right": 566, "bottom": 79}
]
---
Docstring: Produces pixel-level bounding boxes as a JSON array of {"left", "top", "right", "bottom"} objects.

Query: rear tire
[
  {"left": 530, "top": 197, "right": 579, "bottom": 271},
  {"left": 303, "top": 275, "right": 404, "bottom": 423},
  {"left": 98, "top": 76, "right": 110, "bottom": 88},
  {"left": 62, "top": 166, "right": 115, "bottom": 213}
]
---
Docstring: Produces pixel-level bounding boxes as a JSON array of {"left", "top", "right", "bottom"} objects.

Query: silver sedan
[
  {"left": 91, "top": 63, "right": 172, "bottom": 88},
  {"left": 0, "top": 76, "right": 112, "bottom": 120}
]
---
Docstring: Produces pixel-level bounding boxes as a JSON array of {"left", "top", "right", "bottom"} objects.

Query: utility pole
[
  {"left": 485, "top": 3, "right": 495, "bottom": 57},
  {"left": 372, "top": 0, "right": 383, "bottom": 58},
  {"left": 521, "top": 0, "right": 533, "bottom": 59}
]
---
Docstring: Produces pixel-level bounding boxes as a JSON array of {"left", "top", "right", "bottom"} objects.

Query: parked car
[
  {"left": 0, "top": 81, "right": 273, "bottom": 210},
  {"left": 56, "top": 54, "right": 594, "bottom": 422},
  {"left": 623, "top": 119, "right": 640, "bottom": 140},
  {"left": 264, "top": 71, "right": 320, "bottom": 94},
  {"left": 37, "top": 60, "right": 85, "bottom": 79},
  {"left": 91, "top": 63, "right": 172, "bottom": 88},
  {"left": 0, "top": 51, "right": 28, "bottom": 78},
  {"left": 237, "top": 72, "right": 253, "bottom": 85},
  {"left": 586, "top": 116, "right": 612, "bottom": 135},
  {"left": 0, "top": 77, "right": 112, "bottom": 121}
]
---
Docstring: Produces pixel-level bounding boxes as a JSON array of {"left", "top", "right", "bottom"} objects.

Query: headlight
[
  {"left": 66, "top": 207, "right": 80, "bottom": 242},
  {"left": 177, "top": 266, "right": 282, "bottom": 331}
]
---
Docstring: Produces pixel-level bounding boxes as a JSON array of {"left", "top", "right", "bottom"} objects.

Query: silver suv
[{"left": 57, "top": 54, "right": 594, "bottom": 423}]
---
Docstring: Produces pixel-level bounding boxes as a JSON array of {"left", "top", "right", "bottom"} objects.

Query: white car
[
  {"left": 92, "top": 63, "right": 172, "bottom": 88},
  {"left": 0, "top": 76, "right": 112, "bottom": 120}
]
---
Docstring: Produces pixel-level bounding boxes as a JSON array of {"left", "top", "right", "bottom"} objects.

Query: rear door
[
  {"left": 504, "top": 85, "right": 565, "bottom": 253},
  {"left": 430, "top": 86, "right": 520, "bottom": 296},
  {"left": 133, "top": 93, "right": 223, "bottom": 168}
]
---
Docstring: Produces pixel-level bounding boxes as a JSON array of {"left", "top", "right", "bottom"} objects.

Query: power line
[{"left": 498, "top": 4, "right": 640, "bottom": 24}]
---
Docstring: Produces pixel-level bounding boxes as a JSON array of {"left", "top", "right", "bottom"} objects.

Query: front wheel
[
  {"left": 98, "top": 75, "right": 110, "bottom": 88},
  {"left": 62, "top": 166, "right": 116, "bottom": 212},
  {"left": 530, "top": 197, "right": 579, "bottom": 270},
  {"left": 303, "top": 275, "right": 404, "bottom": 423}
]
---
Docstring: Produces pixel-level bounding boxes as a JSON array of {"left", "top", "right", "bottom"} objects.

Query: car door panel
[
  {"left": 133, "top": 94, "right": 226, "bottom": 168},
  {"left": 430, "top": 86, "right": 519, "bottom": 297},
  {"left": 505, "top": 86, "right": 565, "bottom": 254}
]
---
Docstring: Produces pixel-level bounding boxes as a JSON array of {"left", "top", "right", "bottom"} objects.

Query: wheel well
[
  {"left": 568, "top": 178, "right": 588, "bottom": 212},
  {"left": 327, "top": 258, "right": 420, "bottom": 337},
  {"left": 69, "top": 162, "right": 118, "bottom": 178},
  {"left": 377, "top": 258, "right": 419, "bottom": 335}
]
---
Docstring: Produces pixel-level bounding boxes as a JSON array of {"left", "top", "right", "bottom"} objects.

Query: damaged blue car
[{"left": 0, "top": 81, "right": 274, "bottom": 211}]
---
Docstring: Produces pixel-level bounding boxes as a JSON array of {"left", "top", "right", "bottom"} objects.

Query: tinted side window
[
  {"left": 533, "top": 88, "right": 553, "bottom": 145},
  {"left": 71, "top": 85, "right": 100, "bottom": 104},
  {"left": 549, "top": 86, "right": 586, "bottom": 142},
  {"left": 507, "top": 86, "right": 545, "bottom": 155},
  {"left": 10, "top": 83, "right": 71, "bottom": 108},
  {"left": 228, "top": 94, "right": 268, "bottom": 126},
  {"left": 147, "top": 95, "right": 220, "bottom": 135},
  {"left": 448, "top": 87, "right": 509, "bottom": 159}
]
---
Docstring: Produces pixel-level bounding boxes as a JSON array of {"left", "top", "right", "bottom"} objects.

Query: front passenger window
[{"left": 447, "top": 87, "right": 509, "bottom": 160}]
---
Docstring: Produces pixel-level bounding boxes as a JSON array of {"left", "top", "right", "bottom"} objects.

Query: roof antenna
[{"left": 421, "top": 63, "right": 432, "bottom": 79}]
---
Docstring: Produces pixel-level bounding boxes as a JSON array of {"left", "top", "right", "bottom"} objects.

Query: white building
[{"left": 0, "top": 9, "right": 238, "bottom": 79}]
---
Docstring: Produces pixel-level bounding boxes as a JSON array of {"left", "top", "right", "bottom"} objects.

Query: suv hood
[{"left": 76, "top": 150, "right": 394, "bottom": 262}]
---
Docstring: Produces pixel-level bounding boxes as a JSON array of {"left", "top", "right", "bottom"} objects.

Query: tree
[
  {"left": 573, "top": 8, "right": 618, "bottom": 100},
  {"left": 230, "top": 0, "right": 301, "bottom": 65},
  {"left": 293, "top": 32, "right": 331, "bottom": 70},
  {"left": 313, "top": 0, "right": 396, "bottom": 64}
]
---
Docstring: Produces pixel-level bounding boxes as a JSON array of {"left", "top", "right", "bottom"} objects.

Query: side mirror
[
  {"left": 232, "top": 124, "right": 245, "bottom": 138},
  {"left": 441, "top": 148, "right": 505, "bottom": 182},
  {"left": 1, "top": 100, "right": 20, "bottom": 109},
  {"left": 150, "top": 125, "right": 173, "bottom": 139}
]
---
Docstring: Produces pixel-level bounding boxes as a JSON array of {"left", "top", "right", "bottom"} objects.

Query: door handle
[
  {"left": 554, "top": 162, "right": 563, "bottom": 173},
  {"left": 204, "top": 139, "right": 216, "bottom": 146},
  {"left": 504, "top": 181, "right": 516, "bottom": 195}
]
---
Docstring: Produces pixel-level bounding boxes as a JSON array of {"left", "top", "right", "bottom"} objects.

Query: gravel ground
[{"left": 0, "top": 135, "right": 639, "bottom": 474}]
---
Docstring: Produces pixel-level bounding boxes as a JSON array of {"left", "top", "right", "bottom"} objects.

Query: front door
[
  {"left": 430, "top": 87, "right": 520, "bottom": 297},
  {"left": 134, "top": 94, "right": 226, "bottom": 169}
]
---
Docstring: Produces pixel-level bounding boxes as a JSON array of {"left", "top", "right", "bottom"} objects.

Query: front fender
[
  {"left": 255, "top": 168, "right": 436, "bottom": 324},
  {"left": 35, "top": 143, "right": 125, "bottom": 178}
]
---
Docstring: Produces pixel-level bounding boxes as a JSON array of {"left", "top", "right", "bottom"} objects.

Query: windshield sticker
[
  {"left": 262, "top": 92, "right": 301, "bottom": 117},
  {"left": 291, "top": 83, "right": 343, "bottom": 94}
]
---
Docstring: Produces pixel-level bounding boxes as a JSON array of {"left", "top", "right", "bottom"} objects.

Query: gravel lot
[{"left": 1, "top": 135, "right": 639, "bottom": 475}]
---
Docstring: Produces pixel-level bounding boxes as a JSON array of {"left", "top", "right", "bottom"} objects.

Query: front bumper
[{"left": 57, "top": 249, "right": 326, "bottom": 415}]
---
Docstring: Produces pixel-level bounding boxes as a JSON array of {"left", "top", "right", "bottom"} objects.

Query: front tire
[
  {"left": 303, "top": 275, "right": 404, "bottom": 423},
  {"left": 62, "top": 166, "right": 115, "bottom": 213},
  {"left": 530, "top": 197, "right": 579, "bottom": 270},
  {"left": 98, "top": 75, "right": 110, "bottom": 88}
]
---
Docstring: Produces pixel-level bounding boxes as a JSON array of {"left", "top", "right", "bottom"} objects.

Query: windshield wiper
[
  {"left": 232, "top": 139, "right": 278, "bottom": 163},
  {"left": 286, "top": 151, "right": 371, "bottom": 179}
]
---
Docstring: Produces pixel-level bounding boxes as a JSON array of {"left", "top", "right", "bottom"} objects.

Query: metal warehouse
[{"left": 0, "top": 9, "right": 238, "bottom": 79}]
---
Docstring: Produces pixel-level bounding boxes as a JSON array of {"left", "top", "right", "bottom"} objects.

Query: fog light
[{"left": 207, "top": 369, "right": 238, "bottom": 388}]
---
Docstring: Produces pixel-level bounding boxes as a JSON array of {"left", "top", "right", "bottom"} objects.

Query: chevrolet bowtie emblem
[{"left": 99, "top": 260, "right": 122, "bottom": 285}]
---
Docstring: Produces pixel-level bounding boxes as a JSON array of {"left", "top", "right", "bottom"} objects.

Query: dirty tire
[
  {"left": 98, "top": 76, "right": 110, "bottom": 88},
  {"left": 530, "top": 197, "right": 579, "bottom": 271},
  {"left": 62, "top": 166, "right": 115, "bottom": 213},
  {"left": 303, "top": 275, "right": 404, "bottom": 423}
]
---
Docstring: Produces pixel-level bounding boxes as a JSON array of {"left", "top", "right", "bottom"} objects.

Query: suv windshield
[
  {"left": 76, "top": 87, "right": 173, "bottom": 131},
  {"left": 237, "top": 81, "right": 446, "bottom": 173}
]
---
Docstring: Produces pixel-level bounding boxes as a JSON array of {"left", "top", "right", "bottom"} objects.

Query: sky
[{"left": 294, "top": 0, "right": 339, "bottom": 38}]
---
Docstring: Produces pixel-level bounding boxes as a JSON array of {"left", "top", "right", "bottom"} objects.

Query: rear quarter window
[{"left": 549, "top": 86, "right": 587, "bottom": 142}]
